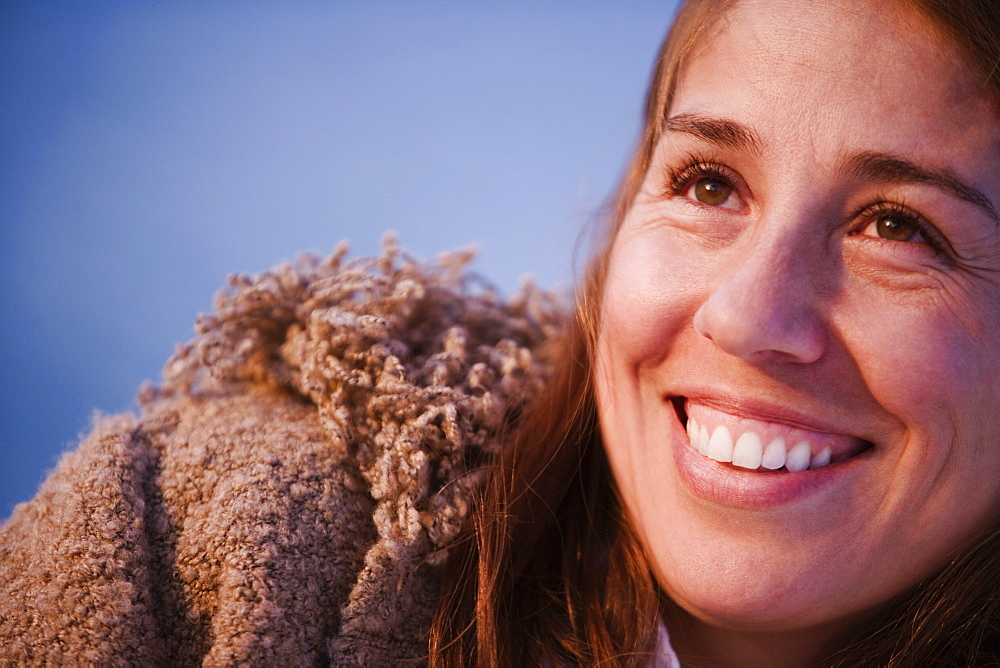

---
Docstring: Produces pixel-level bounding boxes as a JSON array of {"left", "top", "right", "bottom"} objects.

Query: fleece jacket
[{"left": 0, "top": 241, "right": 561, "bottom": 665}]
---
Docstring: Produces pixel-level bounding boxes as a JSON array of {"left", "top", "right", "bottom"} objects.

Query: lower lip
[{"left": 670, "top": 402, "right": 867, "bottom": 510}]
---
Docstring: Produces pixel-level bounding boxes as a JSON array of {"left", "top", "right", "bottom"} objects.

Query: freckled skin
[{"left": 595, "top": 0, "right": 1000, "bottom": 665}]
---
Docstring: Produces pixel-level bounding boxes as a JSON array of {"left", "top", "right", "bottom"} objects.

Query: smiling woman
[
  {"left": 598, "top": 0, "right": 1000, "bottom": 658},
  {"left": 2, "top": 0, "right": 1000, "bottom": 665}
]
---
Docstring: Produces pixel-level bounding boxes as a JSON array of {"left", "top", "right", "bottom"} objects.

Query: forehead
[{"left": 671, "top": 0, "right": 1000, "bottom": 167}]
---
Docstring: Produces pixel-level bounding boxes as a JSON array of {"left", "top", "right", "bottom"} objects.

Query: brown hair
[{"left": 431, "top": 1, "right": 1000, "bottom": 665}]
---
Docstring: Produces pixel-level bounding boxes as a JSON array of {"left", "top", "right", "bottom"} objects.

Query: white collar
[{"left": 651, "top": 618, "right": 682, "bottom": 667}]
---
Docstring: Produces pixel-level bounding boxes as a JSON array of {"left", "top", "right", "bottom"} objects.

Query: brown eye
[
  {"left": 875, "top": 214, "right": 918, "bottom": 242},
  {"left": 693, "top": 178, "right": 733, "bottom": 206},
  {"left": 856, "top": 204, "right": 941, "bottom": 252}
]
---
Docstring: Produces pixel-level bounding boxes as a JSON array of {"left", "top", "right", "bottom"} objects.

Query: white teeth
[
  {"left": 707, "top": 426, "right": 734, "bottom": 463},
  {"left": 761, "top": 437, "right": 787, "bottom": 470},
  {"left": 686, "top": 418, "right": 834, "bottom": 473},
  {"left": 810, "top": 445, "right": 832, "bottom": 469},
  {"left": 732, "top": 431, "right": 763, "bottom": 470},
  {"left": 686, "top": 418, "right": 708, "bottom": 455},
  {"left": 785, "top": 441, "right": 811, "bottom": 473}
]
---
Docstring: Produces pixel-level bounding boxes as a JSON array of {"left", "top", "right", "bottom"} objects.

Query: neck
[{"left": 664, "top": 606, "right": 862, "bottom": 667}]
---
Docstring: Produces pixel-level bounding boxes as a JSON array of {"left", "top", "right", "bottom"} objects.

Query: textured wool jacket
[{"left": 0, "top": 242, "right": 561, "bottom": 665}]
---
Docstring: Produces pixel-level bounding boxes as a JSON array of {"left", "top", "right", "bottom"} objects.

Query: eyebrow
[
  {"left": 844, "top": 152, "right": 999, "bottom": 223},
  {"left": 664, "top": 113, "right": 763, "bottom": 155},
  {"left": 665, "top": 113, "right": 998, "bottom": 224}
]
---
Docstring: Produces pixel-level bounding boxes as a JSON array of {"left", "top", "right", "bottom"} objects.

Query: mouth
[{"left": 671, "top": 397, "right": 874, "bottom": 474}]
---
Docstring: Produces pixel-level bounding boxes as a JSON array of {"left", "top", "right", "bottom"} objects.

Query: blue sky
[{"left": 0, "top": 1, "right": 679, "bottom": 516}]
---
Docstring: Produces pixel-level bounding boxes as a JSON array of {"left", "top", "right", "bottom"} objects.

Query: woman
[
  {"left": 433, "top": 0, "right": 1000, "bottom": 665},
  {"left": 3, "top": 0, "right": 999, "bottom": 666}
]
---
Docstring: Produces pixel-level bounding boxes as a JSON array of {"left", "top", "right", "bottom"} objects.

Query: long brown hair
[{"left": 431, "top": 1, "right": 1000, "bottom": 665}]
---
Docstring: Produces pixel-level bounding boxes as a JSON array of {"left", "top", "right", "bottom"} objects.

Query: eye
[
  {"left": 866, "top": 213, "right": 922, "bottom": 242},
  {"left": 688, "top": 177, "right": 736, "bottom": 208},
  {"left": 857, "top": 205, "right": 936, "bottom": 247},
  {"left": 664, "top": 157, "right": 746, "bottom": 212}
]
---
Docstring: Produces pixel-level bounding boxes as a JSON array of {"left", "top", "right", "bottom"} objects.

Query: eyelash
[{"left": 853, "top": 199, "right": 950, "bottom": 256}]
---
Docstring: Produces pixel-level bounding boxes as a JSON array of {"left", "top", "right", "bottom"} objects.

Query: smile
[{"left": 678, "top": 399, "right": 873, "bottom": 473}]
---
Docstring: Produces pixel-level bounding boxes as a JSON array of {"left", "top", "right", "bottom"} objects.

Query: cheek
[
  {"left": 840, "top": 284, "right": 1000, "bottom": 438},
  {"left": 596, "top": 234, "right": 701, "bottom": 516},
  {"left": 600, "top": 232, "right": 708, "bottom": 368},
  {"left": 838, "top": 281, "right": 1000, "bottom": 523}
]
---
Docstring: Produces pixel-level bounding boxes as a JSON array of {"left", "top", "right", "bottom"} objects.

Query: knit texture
[{"left": 0, "top": 240, "right": 562, "bottom": 666}]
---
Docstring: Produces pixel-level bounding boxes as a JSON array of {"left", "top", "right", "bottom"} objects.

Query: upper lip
[{"left": 669, "top": 391, "right": 876, "bottom": 445}]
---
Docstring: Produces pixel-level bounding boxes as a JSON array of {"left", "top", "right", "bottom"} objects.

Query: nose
[{"left": 692, "top": 239, "right": 828, "bottom": 365}]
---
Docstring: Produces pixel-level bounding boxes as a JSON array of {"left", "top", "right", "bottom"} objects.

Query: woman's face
[{"left": 596, "top": 0, "right": 1000, "bottom": 641}]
